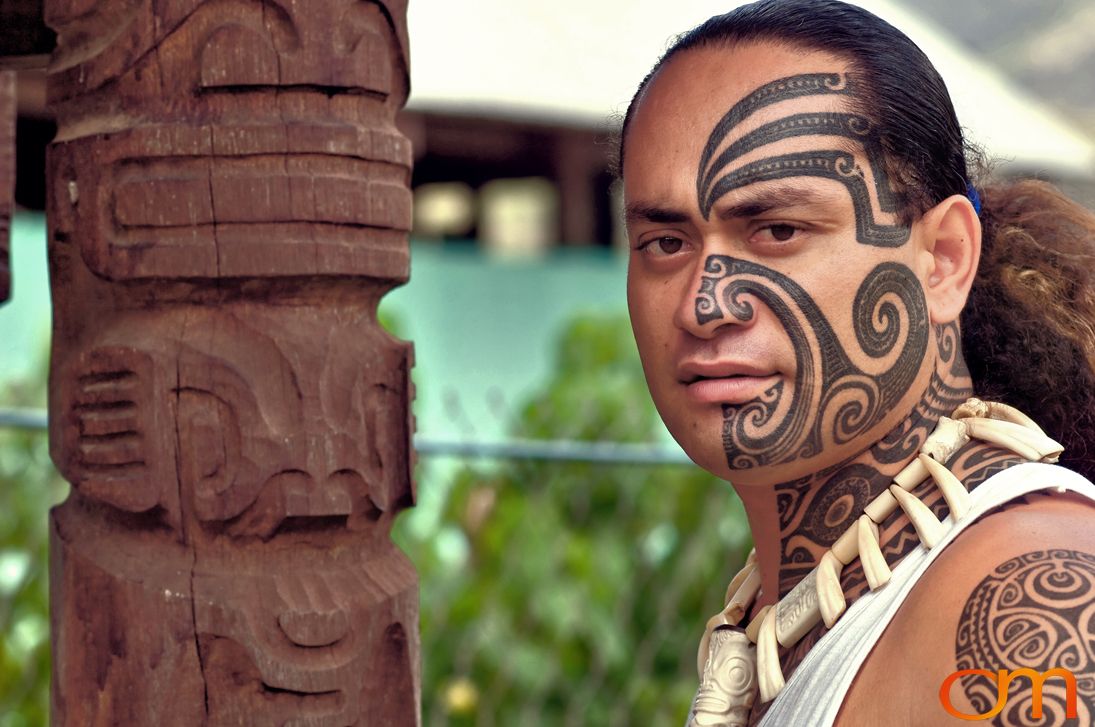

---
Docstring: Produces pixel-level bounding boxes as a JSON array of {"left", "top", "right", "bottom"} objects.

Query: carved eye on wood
[
  {"left": 324, "top": 1, "right": 392, "bottom": 95},
  {"left": 44, "top": 0, "right": 142, "bottom": 81},
  {"left": 176, "top": 332, "right": 290, "bottom": 524}
]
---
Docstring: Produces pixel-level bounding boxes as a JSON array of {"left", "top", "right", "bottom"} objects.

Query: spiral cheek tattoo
[{"left": 696, "top": 256, "right": 929, "bottom": 470}]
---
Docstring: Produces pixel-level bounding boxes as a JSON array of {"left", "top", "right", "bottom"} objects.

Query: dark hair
[{"left": 620, "top": 0, "right": 1095, "bottom": 479}]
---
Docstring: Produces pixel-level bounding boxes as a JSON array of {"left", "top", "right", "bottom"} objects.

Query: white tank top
[{"left": 757, "top": 462, "right": 1095, "bottom": 727}]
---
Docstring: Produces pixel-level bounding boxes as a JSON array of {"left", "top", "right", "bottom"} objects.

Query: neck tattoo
[{"left": 773, "top": 320, "right": 971, "bottom": 596}]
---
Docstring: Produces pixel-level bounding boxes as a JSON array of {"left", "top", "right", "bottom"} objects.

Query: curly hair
[{"left": 963, "top": 181, "right": 1095, "bottom": 479}]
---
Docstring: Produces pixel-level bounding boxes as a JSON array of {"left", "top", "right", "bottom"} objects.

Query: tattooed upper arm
[{"left": 953, "top": 549, "right": 1095, "bottom": 725}]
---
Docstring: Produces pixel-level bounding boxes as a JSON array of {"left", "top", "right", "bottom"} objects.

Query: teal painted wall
[{"left": 0, "top": 213, "right": 49, "bottom": 391}]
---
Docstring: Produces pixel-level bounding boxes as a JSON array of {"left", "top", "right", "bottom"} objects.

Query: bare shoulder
[
  {"left": 840, "top": 486, "right": 1095, "bottom": 726},
  {"left": 917, "top": 487, "right": 1095, "bottom": 614}
]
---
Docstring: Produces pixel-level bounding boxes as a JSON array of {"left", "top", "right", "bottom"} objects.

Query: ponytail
[{"left": 961, "top": 180, "right": 1095, "bottom": 479}]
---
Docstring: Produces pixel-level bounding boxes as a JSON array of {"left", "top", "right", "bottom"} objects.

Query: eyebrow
[
  {"left": 625, "top": 185, "right": 835, "bottom": 227},
  {"left": 624, "top": 202, "right": 691, "bottom": 225},
  {"left": 714, "top": 185, "right": 834, "bottom": 220}
]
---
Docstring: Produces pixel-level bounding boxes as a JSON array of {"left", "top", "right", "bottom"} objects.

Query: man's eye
[
  {"left": 641, "top": 236, "right": 685, "bottom": 256},
  {"left": 755, "top": 223, "right": 799, "bottom": 243}
]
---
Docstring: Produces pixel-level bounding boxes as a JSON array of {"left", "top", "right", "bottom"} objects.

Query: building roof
[{"left": 407, "top": 0, "right": 1095, "bottom": 177}]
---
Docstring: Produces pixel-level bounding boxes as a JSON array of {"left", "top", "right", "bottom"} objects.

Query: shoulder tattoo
[{"left": 954, "top": 549, "right": 1095, "bottom": 725}]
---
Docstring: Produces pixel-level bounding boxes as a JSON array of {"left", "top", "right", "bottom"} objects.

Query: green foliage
[
  {"left": 394, "top": 313, "right": 753, "bottom": 726},
  {"left": 0, "top": 368, "right": 67, "bottom": 726}
]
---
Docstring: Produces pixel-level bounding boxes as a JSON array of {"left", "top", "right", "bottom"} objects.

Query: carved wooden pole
[{"left": 44, "top": 1, "right": 419, "bottom": 724}]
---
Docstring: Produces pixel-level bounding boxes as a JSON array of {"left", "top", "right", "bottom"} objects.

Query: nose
[{"left": 672, "top": 255, "right": 759, "bottom": 339}]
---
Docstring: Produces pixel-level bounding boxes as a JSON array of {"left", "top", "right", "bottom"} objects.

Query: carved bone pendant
[{"left": 688, "top": 626, "right": 759, "bottom": 727}]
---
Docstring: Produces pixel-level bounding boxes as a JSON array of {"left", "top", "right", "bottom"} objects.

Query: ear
[{"left": 915, "top": 194, "right": 981, "bottom": 325}]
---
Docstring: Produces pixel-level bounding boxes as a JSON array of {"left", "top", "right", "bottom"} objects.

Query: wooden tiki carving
[{"left": 44, "top": 1, "right": 419, "bottom": 724}]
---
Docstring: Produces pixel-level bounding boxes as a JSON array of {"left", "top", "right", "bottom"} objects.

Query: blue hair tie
[{"left": 966, "top": 181, "right": 982, "bottom": 216}]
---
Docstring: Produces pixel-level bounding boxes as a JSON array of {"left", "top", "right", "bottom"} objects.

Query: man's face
[{"left": 624, "top": 43, "right": 936, "bottom": 484}]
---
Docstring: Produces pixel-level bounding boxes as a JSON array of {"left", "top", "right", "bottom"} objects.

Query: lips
[{"left": 678, "top": 361, "right": 781, "bottom": 405}]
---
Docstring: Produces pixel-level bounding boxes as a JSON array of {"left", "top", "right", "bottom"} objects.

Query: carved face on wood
[
  {"left": 44, "top": 0, "right": 419, "bottom": 719},
  {"left": 55, "top": 306, "right": 413, "bottom": 538}
]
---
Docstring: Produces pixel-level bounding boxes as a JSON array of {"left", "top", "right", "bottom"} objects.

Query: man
[{"left": 619, "top": 1, "right": 1095, "bottom": 724}]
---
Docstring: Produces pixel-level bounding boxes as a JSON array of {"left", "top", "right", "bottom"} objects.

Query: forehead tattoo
[{"left": 695, "top": 72, "right": 909, "bottom": 248}]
